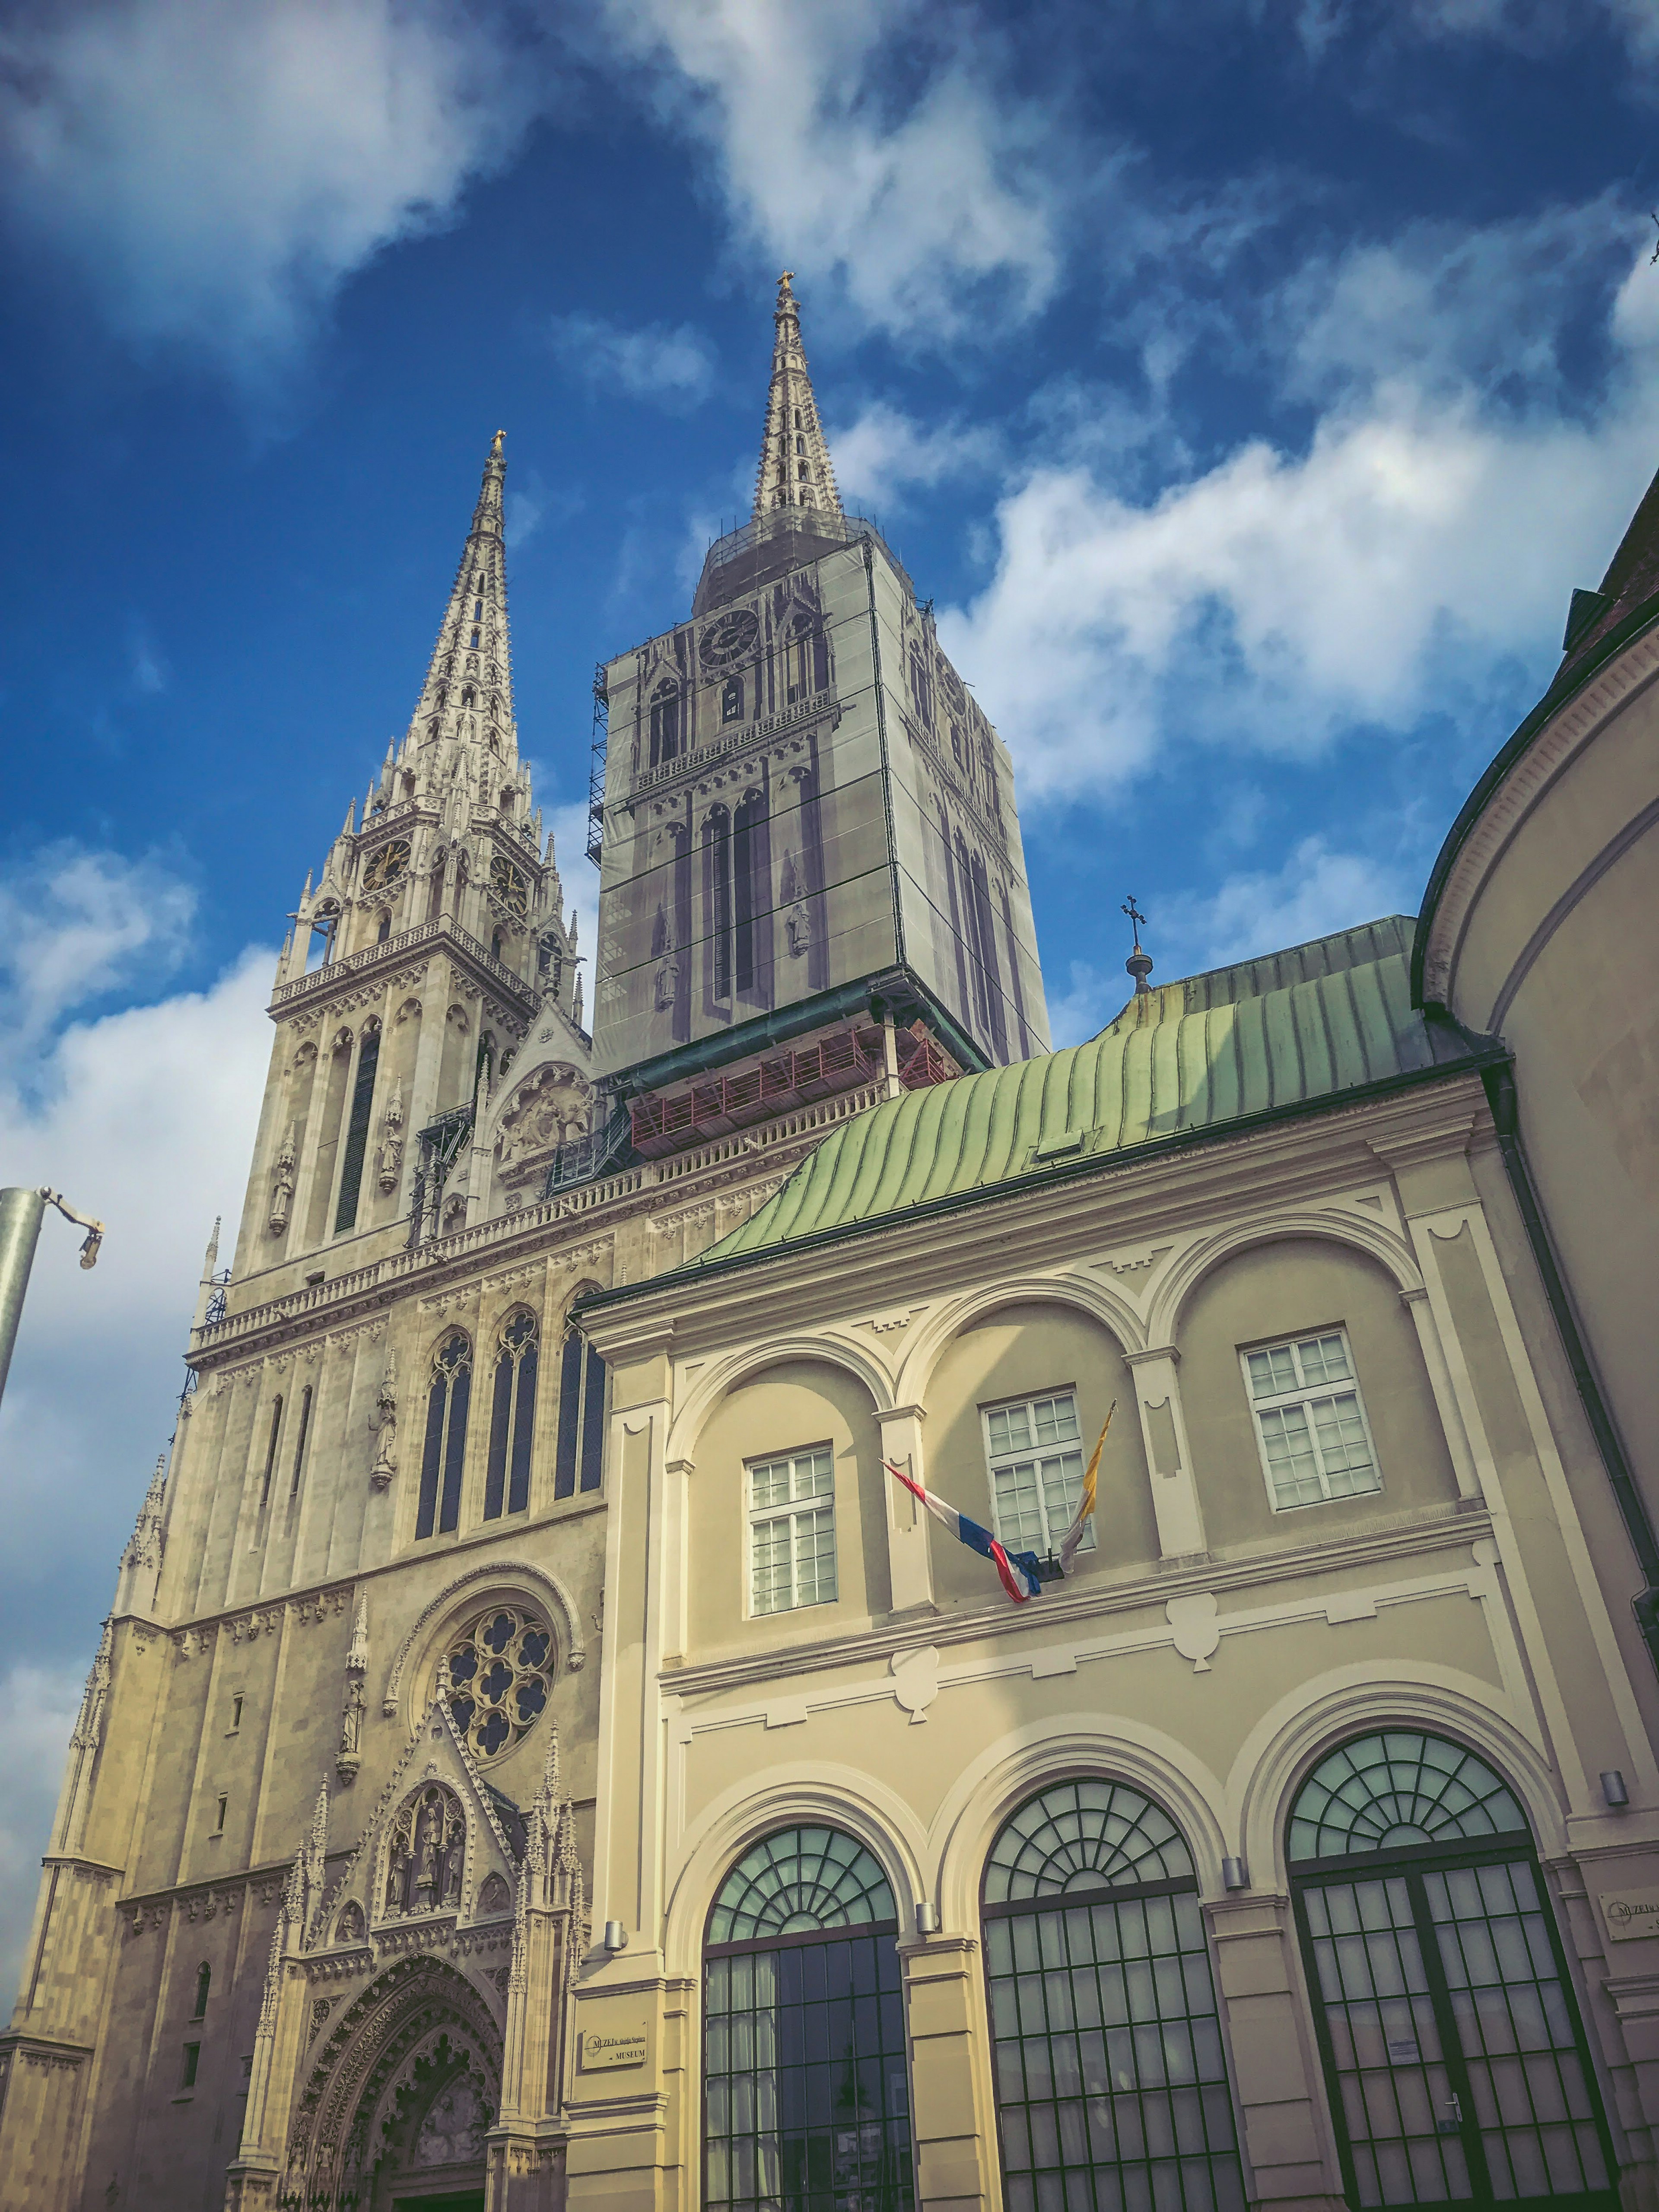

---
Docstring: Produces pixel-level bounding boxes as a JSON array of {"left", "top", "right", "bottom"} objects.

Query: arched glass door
[
  {"left": 983, "top": 1777, "right": 1246, "bottom": 2212},
  {"left": 704, "top": 1825, "right": 913, "bottom": 2212},
  {"left": 1288, "top": 1730, "right": 1615, "bottom": 2212}
]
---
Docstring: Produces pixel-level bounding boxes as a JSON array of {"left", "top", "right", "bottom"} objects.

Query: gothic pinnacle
[{"left": 752, "top": 270, "right": 843, "bottom": 524}]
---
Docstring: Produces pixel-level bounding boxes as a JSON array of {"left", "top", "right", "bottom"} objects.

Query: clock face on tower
[
  {"left": 490, "top": 856, "right": 529, "bottom": 916},
  {"left": 699, "top": 607, "right": 760, "bottom": 671},
  {"left": 362, "top": 839, "right": 411, "bottom": 896}
]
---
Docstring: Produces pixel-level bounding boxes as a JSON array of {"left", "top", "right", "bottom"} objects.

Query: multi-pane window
[
  {"left": 553, "top": 1328, "right": 606, "bottom": 1499},
  {"left": 704, "top": 1827, "right": 912, "bottom": 2212},
  {"left": 483, "top": 1309, "right": 538, "bottom": 1519},
  {"left": 1288, "top": 1730, "right": 1614, "bottom": 2209},
  {"left": 416, "top": 1333, "right": 472, "bottom": 1539},
  {"left": 1240, "top": 1329, "right": 1380, "bottom": 1510},
  {"left": 749, "top": 1447, "right": 837, "bottom": 1616},
  {"left": 982, "top": 1391, "right": 1093, "bottom": 1558}
]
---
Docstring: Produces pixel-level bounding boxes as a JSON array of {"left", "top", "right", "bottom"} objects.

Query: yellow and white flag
[{"left": 1058, "top": 1402, "right": 1115, "bottom": 1575}]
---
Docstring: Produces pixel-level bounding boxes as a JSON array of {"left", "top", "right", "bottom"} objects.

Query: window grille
[
  {"left": 1240, "top": 1330, "right": 1379, "bottom": 1510},
  {"left": 982, "top": 1390, "right": 1091, "bottom": 1559},
  {"left": 983, "top": 1781, "right": 1244, "bottom": 2212},
  {"left": 483, "top": 1309, "right": 538, "bottom": 1519},
  {"left": 416, "top": 1333, "right": 472, "bottom": 1538},
  {"left": 1287, "top": 1732, "right": 1614, "bottom": 2210},
  {"left": 748, "top": 1446, "right": 836, "bottom": 1616},
  {"left": 705, "top": 1828, "right": 911, "bottom": 2212}
]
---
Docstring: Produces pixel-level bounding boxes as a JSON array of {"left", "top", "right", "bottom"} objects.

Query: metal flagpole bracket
[{"left": 40, "top": 1187, "right": 105, "bottom": 1270}]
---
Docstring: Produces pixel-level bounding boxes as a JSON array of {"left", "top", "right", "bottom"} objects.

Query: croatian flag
[{"left": 884, "top": 1460, "right": 1043, "bottom": 1604}]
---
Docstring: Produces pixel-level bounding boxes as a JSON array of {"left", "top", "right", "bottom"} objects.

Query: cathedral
[{"left": 3, "top": 275, "right": 1659, "bottom": 2212}]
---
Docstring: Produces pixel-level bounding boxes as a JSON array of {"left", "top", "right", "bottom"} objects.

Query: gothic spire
[
  {"left": 404, "top": 429, "right": 519, "bottom": 766},
  {"left": 752, "top": 272, "right": 842, "bottom": 524}
]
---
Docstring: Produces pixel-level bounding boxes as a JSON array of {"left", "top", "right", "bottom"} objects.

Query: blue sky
[{"left": 1, "top": 0, "right": 1658, "bottom": 1982}]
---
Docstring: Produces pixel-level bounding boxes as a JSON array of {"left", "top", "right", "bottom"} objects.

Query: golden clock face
[
  {"left": 362, "top": 839, "right": 410, "bottom": 895},
  {"left": 490, "top": 855, "right": 529, "bottom": 916}
]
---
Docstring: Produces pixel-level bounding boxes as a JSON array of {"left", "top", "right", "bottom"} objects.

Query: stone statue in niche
[
  {"left": 377, "top": 1082, "right": 405, "bottom": 1193},
  {"left": 383, "top": 1783, "right": 465, "bottom": 1918},
  {"left": 268, "top": 1130, "right": 296, "bottom": 1236},
  {"left": 339, "top": 1677, "right": 365, "bottom": 1761},
  {"left": 369, "top": 1351, "right": 398, "bottom": 1492},
  {"left": 334, "top": 1901, "right": 365, "bottom": 1946}
]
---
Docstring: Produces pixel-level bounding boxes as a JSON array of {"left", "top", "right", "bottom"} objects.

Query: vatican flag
[{"left": 1058, "top": 1402, "right": 1116, "bottom": 1575}]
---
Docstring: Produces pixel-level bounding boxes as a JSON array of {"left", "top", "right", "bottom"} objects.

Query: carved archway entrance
[{"left": 283, "top": 1956, "right": 502, "bottom": 2211}]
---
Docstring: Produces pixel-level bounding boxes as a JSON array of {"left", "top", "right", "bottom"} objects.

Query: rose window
[{"left": 443, "top": 1603, "right": 553, "bottom": 1760}]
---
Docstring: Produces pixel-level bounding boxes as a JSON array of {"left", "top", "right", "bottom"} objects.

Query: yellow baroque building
[{"left": 2, "top": 279, "right": 1657, "bottom": 2212}]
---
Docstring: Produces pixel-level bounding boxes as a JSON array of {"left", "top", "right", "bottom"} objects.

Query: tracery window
[
  {"left": 650, "top": 678, "right": 681, "bottom": 768},
  {"left": 1288, "top": 1731, "right": 1613, "bottom": 2210},
  {"left": 443, "top": 1603, "right": 553, "bottom": 1760},
  {"left": 416, "top": 1333, "right": 472, "bottom": 1539},
  {"left": 382, "top": 1781, "right": 465, "bottom": 1916},
  {"left": 705, "top": 1827, "right": 912, "bottom": 2212},
  {"left": 483, "top": 1308, "right": 538, "bottom": 1519},
  {"left": 984, "top": 1779, "right": 1245, "bottom": 2212},
  {"left": 553, "top": 1326, "right": 607, "bottom": 1498}
]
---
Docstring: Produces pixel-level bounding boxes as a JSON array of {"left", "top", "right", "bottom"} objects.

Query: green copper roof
[{"left": 688, "top": 917, "right": 1482, "bottom": 1273}]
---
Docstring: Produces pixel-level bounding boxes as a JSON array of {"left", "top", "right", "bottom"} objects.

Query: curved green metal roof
[{"left": 689, "top": 917, "right": 1481, "bottom": 1274}]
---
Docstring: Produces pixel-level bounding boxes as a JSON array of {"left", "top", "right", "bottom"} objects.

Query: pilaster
[
  {"left": 1123, "top": 1347, "right": 1206, "bottom": 1557},
  {"left": 876, "top": 1404, "right": 937, "bottom": 1615}
]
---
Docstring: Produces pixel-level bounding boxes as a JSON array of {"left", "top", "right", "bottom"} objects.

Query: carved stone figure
[
  {"left": 338, "top": 1678, "right": 365, "bottom": 1760},
  {"left": 369, "top": 1352, "right": 398, "bottom": 1491},
  {"left": 377, "top": 1082, "right": 405, "bottom": 1192},
  {"left": 786, "top": 902, "right": 813, "bottom": 957},
  {"left": 496, "top": 1062, "right": 591, "bottom": 1169},
  {"left": 268, "top": 1129, "right": 296, "bottom": 1235}
]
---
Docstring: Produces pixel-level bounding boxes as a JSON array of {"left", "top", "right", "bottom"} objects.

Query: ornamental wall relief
[{"left": 495, "top": 1061, "right": 592, "bottom": 1171}]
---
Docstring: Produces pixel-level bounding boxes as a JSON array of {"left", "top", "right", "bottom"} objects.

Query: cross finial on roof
[{"left": 1122, "top": 895, "right": 1154, "bottom": 995}]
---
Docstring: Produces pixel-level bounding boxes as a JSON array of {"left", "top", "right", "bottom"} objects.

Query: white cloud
[
  {"left": 549, "top": 310, "right": 716, "bottom": 408},
  {"left": 0, "top": 1664, "right": 83, "bottom": 2005},
  {"left": 0, "top": 843, "right": 273, "bottom": 1988},
  {"left": 600, "top": 0, "right": 1060, "bottom": 339},
  {"left": 940, "top": 233, "right": 1659, "bottom": 804},
  {"left": 0, "top": 843, "right": 195, "bottom": 1056},
  {"left": 0, "top": 0, "right": 541, "bottom": 381},
  {"left": 829, "top": 401, "right": 1001, "bottom": 512}
]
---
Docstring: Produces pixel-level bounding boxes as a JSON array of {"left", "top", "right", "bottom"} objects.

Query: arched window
[
  {"left": 192, "top": 1962, "right": 211, "bottom": 2020},
  {"left": 416, "top": 1334, "right": 472, "bottom": 1539},
  {"left": 376, "top": 909, "right": 391, "bottom": 943},
  {"left": 649, "top": 679, "right": 681, "bottom": 768},
  {"left": 1287, "top": 1731, "right": 1613, "bottom": 2210},
  {"left": 705, "top": 805, "right": 732, "bottom": 1001},
  {"left": 722, "top": 675, "right": 744, "bottom": 724},
  {"left": 733, "top": 790, "right": 768, "bottom": 998},
  {"left": 983, "top": 1779, "right": 1245, "bottom": 2212},
  {"left": 553, "top": 1325, "right": 607, "bottom": 1499},
  {"left": 288, "top": 1384, "right": 313, "bottom": 1503},
  {"left": 491, "top": 930, "right": 503, "bottom": 962},
  {"left": 258, "top": 1396, "right": 283, "bottom": 1511},
  {"left": 705, "top": 1827, "right": 912, "bottom": 2212},
  {"left": 484, "top": 1309, "right": 538, "bottom": 1519},
  {"left": 333, "top": 1021, "right": 381, "bottom": 1233}
]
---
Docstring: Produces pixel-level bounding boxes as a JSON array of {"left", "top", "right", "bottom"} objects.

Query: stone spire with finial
[
  {"left": 400, "top": 430, "right": 520, "bottom": 768},
  {"left": 752, "top": 272, "right": 843, "bottom": 524}
]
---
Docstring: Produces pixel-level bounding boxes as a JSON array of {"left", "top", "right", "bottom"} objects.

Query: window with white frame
[
  {"left": 748, "top": 1446, "right": 837, "bottom": 1615},
  {"left": 981, "top": 1390, "right": 1093, "bottom": 1557},
  {"left": 1241, "top": 1330, "right": 1380, "bottom": 1510}
]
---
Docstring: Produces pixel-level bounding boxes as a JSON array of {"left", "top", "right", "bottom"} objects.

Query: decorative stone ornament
[{"left": 368, "top": 1350, "right": 398, "bottom": 1491}]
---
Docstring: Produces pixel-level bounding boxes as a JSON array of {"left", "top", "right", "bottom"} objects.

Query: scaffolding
[{"left": 585, "top": 663, "right": 607, "bottom": 867}]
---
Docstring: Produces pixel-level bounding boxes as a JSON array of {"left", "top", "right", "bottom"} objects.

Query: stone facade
[{"left": 3, "top": 284, "right": 1658, "bottom": 2212}]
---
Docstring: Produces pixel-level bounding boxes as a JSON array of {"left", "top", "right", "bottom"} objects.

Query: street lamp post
[{"left": 0, "top": 1185, "right": 105, "bottom": 1407}]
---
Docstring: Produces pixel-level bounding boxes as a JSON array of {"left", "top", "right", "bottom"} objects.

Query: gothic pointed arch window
[
  {"left": 983, "top": 1778, "right": 1245, "bottom": 2212},
  {"left": 334, "top": 1019, "right": 381, "bottom": 1232},
  {"left": 704, "top": 804, "right": 733, "bottom": 1002},
  {"left": 721, "top": 674, "right": 744, "bottom": 724},
  {"left": 553, "top": 1295, "right": 607, "bottom": 1499},
  {"left": 1287, "top": 1730, "right": 1614, "bottom": 2211},
  {"left": 416, "top": 1333, "right": 472, "bottom": 1539},
  {"left": 704, "top": 1827, "right": 912, "bottom": 2212},
  {"left": 650, "top": 678, "right": 681, "bottom": 768},
  {"left": 191, "top": 1962, "right": 211, "bottom": 2020},
  {"left": 483, "top": 1308, "right": 538, "bottom": 1520}
]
